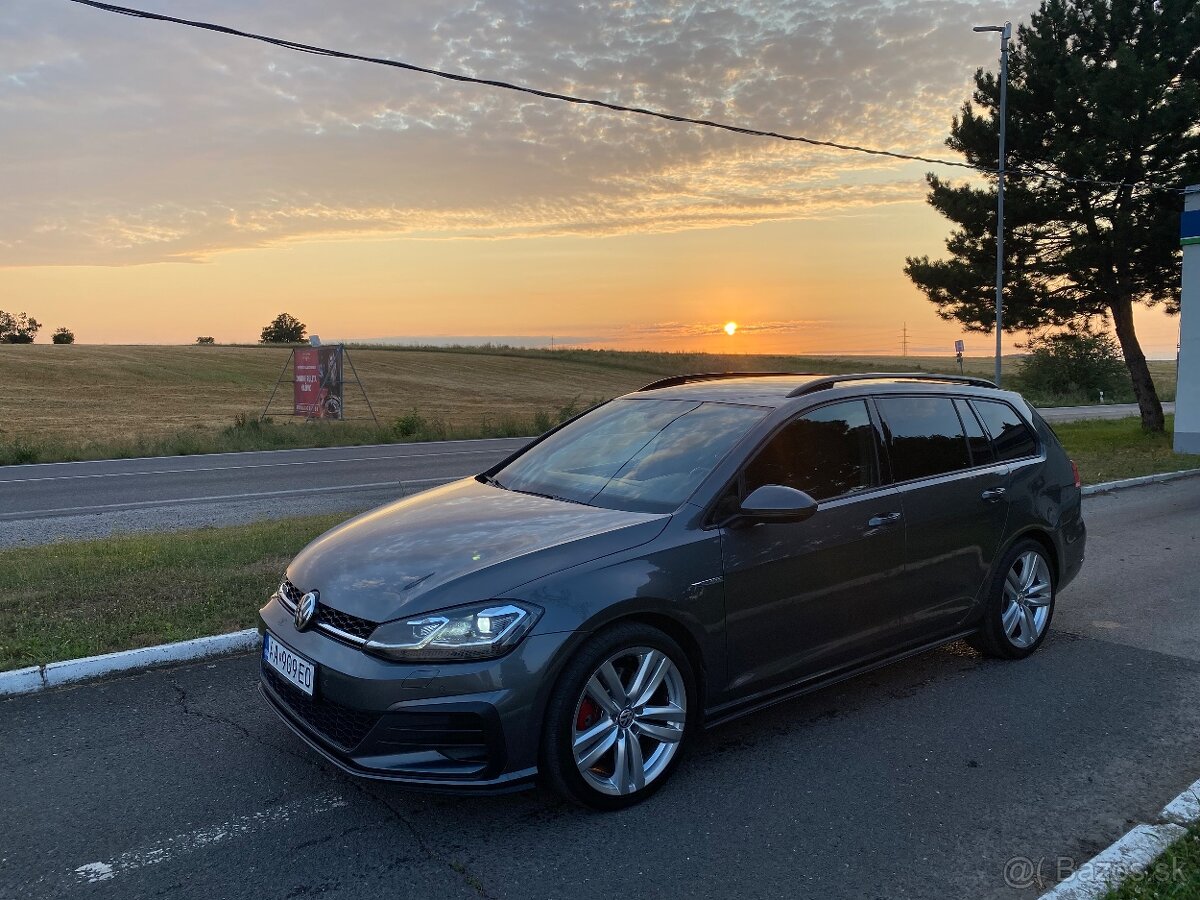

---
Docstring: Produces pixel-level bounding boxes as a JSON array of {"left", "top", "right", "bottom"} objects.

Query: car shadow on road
[{"left": 313, "top": 627, "right": 1200, "bottom": 899}]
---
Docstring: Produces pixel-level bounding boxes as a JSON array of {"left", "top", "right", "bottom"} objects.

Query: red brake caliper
[{"left": 576, "top": 696, "right": 599, "bottom": 731}]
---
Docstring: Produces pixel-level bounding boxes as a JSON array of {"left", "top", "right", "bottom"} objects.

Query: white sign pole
[{"left": 1176, "top": 185, "right": 1200, "bottom": 454}]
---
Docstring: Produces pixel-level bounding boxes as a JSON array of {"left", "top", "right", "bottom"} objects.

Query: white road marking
[
  {"left": 75, "top": 862, "right": 114, "bottom": 883},
  {"left": 0, "top": 435, "right": 530, "bottom": 470},
  {"left": 0, "top": 446, "right": 514, "bottom": 485},
  {"left": 0, "top": 477, "right": 457, "bottom": 520},
  {"left": 71, "top": 794, "right": 347, "bottom": 884}
]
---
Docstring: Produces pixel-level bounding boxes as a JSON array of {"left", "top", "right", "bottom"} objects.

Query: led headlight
[{"left": 363, "top": 601, "right": 542, "bottom": 662}]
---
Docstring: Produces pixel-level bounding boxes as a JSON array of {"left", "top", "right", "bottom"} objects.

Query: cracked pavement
[{"left": 1, "top": 479, "right": 1198, "bottom": 899}]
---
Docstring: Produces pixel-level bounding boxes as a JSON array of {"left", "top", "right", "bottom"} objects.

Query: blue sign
[{"left": 1183, "top": 209, "right": 1200, "bottom": 245}]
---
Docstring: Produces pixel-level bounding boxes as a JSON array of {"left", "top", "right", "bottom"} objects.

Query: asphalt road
[
  {"left": 2, "top": 479, "right": 1198, "bottom": 899},
  {"left": 0, "top": 438, "right": 529, "bottom": 547},
  {"left": 0, "top": 403, "right": 1178, "bottom": 547},
  {"left": 1037, "top": 401, "right": 1175, "bottom": 422}
]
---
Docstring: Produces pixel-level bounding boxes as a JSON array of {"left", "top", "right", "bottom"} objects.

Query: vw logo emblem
[{"left": 294, "top": 590, "right": 319, "bottom": 631}]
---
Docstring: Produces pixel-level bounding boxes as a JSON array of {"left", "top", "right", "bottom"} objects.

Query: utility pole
[
  {"left": 974, "top": 21, "right": 1011, "bottom": 387},
  {"left": 901, "top": 322, "right": 909, "bottom": 358}
]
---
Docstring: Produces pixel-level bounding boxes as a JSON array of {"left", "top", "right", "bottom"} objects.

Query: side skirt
[{"left": 702, "top": 629, "right": 979, "bottom": 730}]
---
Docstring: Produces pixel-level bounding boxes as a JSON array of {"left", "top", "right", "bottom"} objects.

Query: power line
[{"left": 62, "top": 0, "right": 1189, "bottom": 196}]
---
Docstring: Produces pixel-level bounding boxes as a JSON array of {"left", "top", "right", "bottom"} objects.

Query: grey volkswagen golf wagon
[{"left": 259, "top": 372, "right": 1086, "bottom": 809}]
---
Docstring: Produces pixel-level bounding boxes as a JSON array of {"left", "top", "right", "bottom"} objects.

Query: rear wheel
[
  {"left": 541, "top": 623, "right": 695, "bottom": 810},
  {"left": 972, "top": 539, "right": 1055, "bottom": 659}
]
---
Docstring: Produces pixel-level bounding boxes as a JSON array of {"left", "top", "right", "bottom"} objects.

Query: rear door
[
  {"left": 720, "top": 399, "right": 907, "bottom": 696},
  {"left": 874, "top": 395, "right": 1010, "bottom": 640}
]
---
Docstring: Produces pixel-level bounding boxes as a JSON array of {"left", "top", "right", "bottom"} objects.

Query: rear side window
[
  {"left": 876, "top": 396, "right": 971, "bottom": 481},
  {"left": 955, "top": 398, "right": 994, "bottom": 465},
  {"left": 743, "top": 400, "right": 880, "bottom": 501},
  {"left": 972, "top": 400, "right": 1038, "bottom": 461}
]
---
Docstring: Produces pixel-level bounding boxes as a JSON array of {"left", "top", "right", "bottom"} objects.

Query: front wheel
[
  {"left": 540, "top": 623, "right": 695, "bottom": 810},
  {"left": 971, "top": 539, "right": 1056, "bottom": 659}
]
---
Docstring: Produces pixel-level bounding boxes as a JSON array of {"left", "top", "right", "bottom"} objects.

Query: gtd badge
[{"left": 294, "top": 590, "right": 319, "bottom": 631}]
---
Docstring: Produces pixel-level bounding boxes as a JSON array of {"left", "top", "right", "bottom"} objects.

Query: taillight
[{"left": 1070, "top": 459, "right": 1081, "bottom": 489}]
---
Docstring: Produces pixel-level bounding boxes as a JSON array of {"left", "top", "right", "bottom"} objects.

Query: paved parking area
[{"left": 1, "top": 479, "right": 1198, "bottom": 899}]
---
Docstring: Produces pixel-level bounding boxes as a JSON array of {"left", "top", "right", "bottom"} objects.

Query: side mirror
[{"left": 737, "top": 484, "right": 818, "bottom": 524}]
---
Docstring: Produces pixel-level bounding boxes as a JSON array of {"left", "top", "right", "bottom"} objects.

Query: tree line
[
  {"left": 193, "top": 313, "right": 308, "bottom": 345},
  {"left": 0, "top": 311, "right": 74, "bottom": 344}
]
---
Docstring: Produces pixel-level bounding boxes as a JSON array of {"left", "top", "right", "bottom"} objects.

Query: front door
[{"left": 720, "top": 399, "right": 907, "bottom": 699}]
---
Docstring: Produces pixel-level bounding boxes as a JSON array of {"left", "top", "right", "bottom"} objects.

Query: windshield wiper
[
  {"left": 511, "top": 487, "right": 591, "bottom": 507},
  {"left": 478, "top": 474, "right": 507, "bottom": 490}
]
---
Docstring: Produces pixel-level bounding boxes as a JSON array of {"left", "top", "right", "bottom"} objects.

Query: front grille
[
  {"left": 263, "top": 666, "right": 380, "bottom": 751},
  {"left": 317, "top": 605, "right": 376, "bottom": 641},
  {"left": 279, "top": 579, "right": 303, "bottom": 605},
  {"left": 278, "top": 579, "right": 377, "bottom": 645}
]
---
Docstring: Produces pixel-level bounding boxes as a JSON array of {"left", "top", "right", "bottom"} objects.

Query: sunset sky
[{"left": 0, "top": 0, "right": 1182, "bottom": 355}]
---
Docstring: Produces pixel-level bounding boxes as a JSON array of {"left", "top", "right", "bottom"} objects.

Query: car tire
[
  {"left": 971, "top": 539, "right": 1056, "bottom": 659},
  {"left": 540, "top": 622, "right": 696, "bottom": 810}
]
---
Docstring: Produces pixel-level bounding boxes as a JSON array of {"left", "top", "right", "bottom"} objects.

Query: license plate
[{"left": 263, "top": 632, "right": 315, "bottom": 696}]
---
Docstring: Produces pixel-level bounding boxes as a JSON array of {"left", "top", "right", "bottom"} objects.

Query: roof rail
[
  {"left": 638, "top": 372, "right": 818, "bottom": 392},
  {"left": 785, "top": 372, "right": 997, "bottom": 398}
]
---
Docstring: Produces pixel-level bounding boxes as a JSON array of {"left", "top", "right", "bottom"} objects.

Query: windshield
[{"left": 492, "top": 398, "right": 767, "bottom": 514}]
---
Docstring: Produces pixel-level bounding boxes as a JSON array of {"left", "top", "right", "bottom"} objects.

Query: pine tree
[{"left": 905, "top": 0, "right": 1200, "bottom": 431}]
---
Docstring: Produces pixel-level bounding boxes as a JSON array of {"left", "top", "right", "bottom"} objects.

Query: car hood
[{"left": 286, "top": 478, "right": 669, "bottom": 622}]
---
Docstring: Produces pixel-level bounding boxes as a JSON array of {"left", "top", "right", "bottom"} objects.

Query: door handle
[
  {"left": 981, "top": 487, "right": 1007, "bottom": 502},
  {"left": 867, "top": 512, "right": 902, "bottom": 527}
]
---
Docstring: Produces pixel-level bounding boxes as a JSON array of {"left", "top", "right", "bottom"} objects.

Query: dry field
[
  {"left": 0, "top": 344, "right": 1177, "bottom": 454},
  {"left": 0, "top": 344, "right": 1006, "bottom": 442}
]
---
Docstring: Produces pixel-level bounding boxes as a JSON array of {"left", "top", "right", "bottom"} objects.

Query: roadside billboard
[{"left": 293, "top": 346, "right": 344, "bottom": 419}]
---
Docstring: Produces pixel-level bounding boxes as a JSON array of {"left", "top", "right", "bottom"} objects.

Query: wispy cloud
[{"left": 0, "top": 0, "right": 1024, "bottom": 266}]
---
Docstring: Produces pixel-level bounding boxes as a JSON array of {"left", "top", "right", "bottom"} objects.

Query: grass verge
[
  {"left": 1054, "top": 416, "right": 1198, "bottom": 484},
  {"left": 0, "top": 404, "right": 587, "bottom": 466},
  {"left": 0, "top": 515, "right": 343, "bottom": 671},
  {"left": 1100, "top": 824, "right": 1200, "bottom": 899}
]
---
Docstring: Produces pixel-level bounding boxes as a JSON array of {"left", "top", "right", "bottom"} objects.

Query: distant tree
[
  {"left": 0, "top": 310, "right": 41, "bottom": 344},
  {"left": 259, "top": 313, "right": 306, "bottom": 344},
  {"left": 1017, "top": 329, "right": 1128, "bottom": 400},
  {"left": 904, "top": 0, "right": 1200, "bottom": 432},
  {"left": 51, "top": 327, "right": 75, "bottom": 345},
  {"left": 195, "top": 336, "right": 216, "bottom": 345}
]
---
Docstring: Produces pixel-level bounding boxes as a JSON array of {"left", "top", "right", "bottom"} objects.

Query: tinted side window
[
  {"left": 955, "top": 398, "right": 994, "bottom": 465},
  {"left": 876, "top": 396, "right": 971, "bottom": 481},
  {"left": 744, "top": 400, "right": 880, "bottom": 501},
  {"left": 973, "top": 400, "right": 1038, "bottom": 461}
]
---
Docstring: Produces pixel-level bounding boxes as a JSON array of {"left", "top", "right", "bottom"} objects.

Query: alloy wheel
[
  {"left": 1000, "top": 550, "right": 1052, "bottom": 649},
  {"left": 571, "top": 646, "right": 687, "bottom": 796}
]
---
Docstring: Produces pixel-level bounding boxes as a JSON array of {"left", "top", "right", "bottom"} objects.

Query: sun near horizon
[{"left": 0, "top": 1, "right": 1183, "bottom": 358}]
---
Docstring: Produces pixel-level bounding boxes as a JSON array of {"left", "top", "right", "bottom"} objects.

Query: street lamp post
[{"left": 974, "top": 22, "right": 1011, "bottom": 387}]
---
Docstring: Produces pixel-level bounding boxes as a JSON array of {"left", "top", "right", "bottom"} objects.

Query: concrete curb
[
  {"left": 0, "top": 629, "right": 260, "bottom": 698},
  {"left": 1038, "top": 776, "right": 1200, "bottom": 899},
  {"left": 1082, "top": 467, "right": 1200, "bottom": 496},
  {"left": 1, "top": 467, "right": 1197, "bottom": 699}
]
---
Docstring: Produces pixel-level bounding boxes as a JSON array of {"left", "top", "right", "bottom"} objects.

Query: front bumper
[{"left": 258, "top": 596, "right": 571, "bottom": 793}]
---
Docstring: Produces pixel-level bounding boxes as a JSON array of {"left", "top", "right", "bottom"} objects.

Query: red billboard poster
[{"left": 292, "top": 346, "right": 344, "bottom": 418}]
